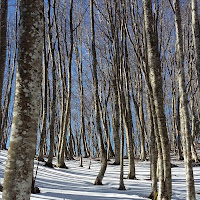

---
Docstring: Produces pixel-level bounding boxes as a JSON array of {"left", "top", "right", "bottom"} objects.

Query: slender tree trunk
[
  {"left": 147, "top": 94, "right": 158, "bottom": 198},
  {"left": 176, "top": 94, "right": 183, "bottom": 160},
  {"left": 138, "top": 74, "right": 146, "bottom": 161},
  {"left": 57, "top": 0, "right": 73, "bottom": 168},
  {"left": 2, "top": 0, "right": 43, "bottom": 198},
  {"left": 173, "top": 0, "right": 196, "bottom": 199},
  {"left": 90, "top": 0, "right": 107, "bottom": 185},
  {"left": 118, "top": 85, "right": 126, "bottom": 190},
  {"left": 191, "top": 98, "right": 198, "bottom": 162},
  {"left": 191, "top": 0, "right": 200, "bottom": 88},
  {"left": 143, "top": 0, "right": 172, "bottom": 199},
  {"left": 76, "top": 33, "right": 88, "bottom": 158},
  {"left": 0, "top": 0, "right": 8, "bottom": 143},
  {"left": 112, "top": 81, "right": 120, "bottom": 165},
  {"left": 38, "top": 37, "right": 48, "bottom": 161}
]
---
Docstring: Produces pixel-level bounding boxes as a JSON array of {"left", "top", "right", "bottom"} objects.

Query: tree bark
[
  {"left": 90, "top": 0, "right": 107, "bottom": 185},
  {"left": 191, "top": 0, "right": 200, "bottom": 89},
  {"left": 0, "top": 0, "right": 8, "bottom": 143},
  {"left": 143, "top": 0, "right": 172, "bottom": 199},
  {"left": 2, "top": 0, "right": 43, "bottom": 198},
  {"left": 173, "top": 0, "right": 196, "bottom": 198}
]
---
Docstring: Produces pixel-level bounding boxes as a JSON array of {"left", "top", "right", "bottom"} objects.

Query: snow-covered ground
[{"left": 0, "top": 150, "right": 200, "bottom": 200}]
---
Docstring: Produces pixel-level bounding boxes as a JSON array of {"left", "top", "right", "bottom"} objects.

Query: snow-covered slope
[{"left": 0, "top": 150, "right": 200, "bottom": 200}]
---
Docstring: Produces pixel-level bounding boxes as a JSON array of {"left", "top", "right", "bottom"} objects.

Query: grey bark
[
  {"left": 38, "top": 36, "right": 48, "bottom": 161},
  {"left": 46, "top": 0, "right": 56, "bottom": 167},
  {"left": 191, "top": 0, "right": 200, "bottom": 89},
  {"left": 176, "top": 94, "right": 183, "bottom": 160},
  {"left": 143, "top": 0, "right": 172, "bottom": 199},
  {"left": 2, "top": 0, "right": 43, "bottom": 198},
  {"left": 90, "top": 0, "right": 107, "bottom": 185},
  {"left": 57, "top": 0, "right": 73, "bottom": 168},
  {"left": 173, "top": 0, "right": 196, "bottom": 198},
  {"left": 147, "top": 94, "right": 158, "bottom": 198}
]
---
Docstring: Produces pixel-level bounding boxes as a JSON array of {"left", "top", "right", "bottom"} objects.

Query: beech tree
[
  {"left": 2, "top": 0, "right": 43, "bottom": 199},
  {"left": 0, "top": 0, "right": 8, "bottom": 144},
  {"left": 142, "top": 0, "right": 172, "bottom": 199},
  {"left": 173, "top": 0, "right": 196, "bottom": 198}
]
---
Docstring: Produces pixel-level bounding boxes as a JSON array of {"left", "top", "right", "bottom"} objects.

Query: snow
[{"left": 0, "top": 150, "right": 200, "bottom": 200}]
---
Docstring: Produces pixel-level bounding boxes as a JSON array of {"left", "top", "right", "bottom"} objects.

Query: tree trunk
[
  {"left": 191, "top": 0, "right": 200, "bottom": 89},
  {"left": 176, "top": 94, "right": 183, "bottom": 160},
  {"left": 57, "top": 0, "right": 73, "bottom": 168},
  {"left": 46, "top": 0, "right": 56, "bottom": 168},
  {"left": 173, "top": 0, "right": 196, "bottom": 198},
  {"left": 38, "top": 36, "right": 48, "bottom": 161},
  {"left": 147, "top": 94, "right": 158, "bottom": 198},
  {"left": 90, "top": 0, "right": 107, "bottom": 185},
  {"left": 0, "top": 0, "right": 8, "bottom": 143},
  {"left": 2, "top": 0, "right": 43, "bottom": 198},
  {"left": 143, "top": 0, "right": 172, "bottom": 199}
]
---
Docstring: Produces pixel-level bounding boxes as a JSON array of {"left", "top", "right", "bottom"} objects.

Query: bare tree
[
  {"left": 90, "top": 0, "right": 107, "bottom": 185},
  {"left": 173, "top": 0, "right": 196, "bottom": 198},
  {"left": 0, "top": 0, "right": 8, "bottom": 144},
  {"left": 191, "top": 0, "right": 200, "bottom": 89},
  {"left": 143, "top": 0, "right": 172, "bottom": 199}
]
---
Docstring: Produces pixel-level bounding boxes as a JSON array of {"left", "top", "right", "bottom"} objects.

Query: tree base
[
  {"left": 44, "top": 162, "right": 54, "bottom": 168},
  {"left": 0, "top": 184, "right": 3, "bottom": 192},
  {"left": 127, "top": 174, "right": 137, "bottom": 180},
  {"left": 118, "top": 185, "right": 126, "bottom": 190},
  {"left": 57, "top": 163, "right": 68, "bottom": 169},
  {"left": 147, "top": 190, "right": 157, "bottom": 199},
  {"left": 31, "top": 187, "right": 40, "bottom": 194},
  {"left": 94, "top": 179, "right": 103, "bottom": 185}
]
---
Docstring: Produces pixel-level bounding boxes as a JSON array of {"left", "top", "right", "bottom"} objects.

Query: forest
[{"left": 0, "top": 0, "right": 200, "bottom": 199}]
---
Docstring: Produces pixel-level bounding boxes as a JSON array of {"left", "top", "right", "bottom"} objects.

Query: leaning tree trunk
[
  {"left": 90, "top": 0, "right": 107, "bottom": 185},
  {"left": 142, "top": 0, "right": 172, "bottom": 199},
  {"left": 2, "top": 0, "right": 43, "bottom": 199},
  {"left": 0, "top": 0, "right": 8, "bottom": 144},
  {"left": 173, "top": 0, "right": 196, "bottom": 198}
]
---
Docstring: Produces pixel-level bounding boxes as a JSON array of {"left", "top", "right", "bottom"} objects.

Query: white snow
[{"left": 0, "top": 150, "right": 200, "bottom": 200}]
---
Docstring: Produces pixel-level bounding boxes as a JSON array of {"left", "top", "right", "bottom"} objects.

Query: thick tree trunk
[{"left": 2, "top": 0, "right": 43, "bottom": 198}]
